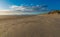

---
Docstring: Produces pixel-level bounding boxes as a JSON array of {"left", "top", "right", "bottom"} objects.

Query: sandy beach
[{"left": 0, "top": 14, "right": 60, "bottom": 37}]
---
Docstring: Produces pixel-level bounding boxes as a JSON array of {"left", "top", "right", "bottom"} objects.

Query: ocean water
[{"left": 0, "top": 11, "right": 48, "bottom": 15}]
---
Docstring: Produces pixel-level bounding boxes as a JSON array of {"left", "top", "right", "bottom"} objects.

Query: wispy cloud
[
  {"left": 0, "top": 4, "right": 48, "bottom": 15},
  {"left": 9, "top": 4, "right": 48, "bottom": 12}
]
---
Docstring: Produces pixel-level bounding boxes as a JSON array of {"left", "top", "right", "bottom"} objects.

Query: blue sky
[{"left": 0, "top": 0, "right": 60, "bottom": 10}]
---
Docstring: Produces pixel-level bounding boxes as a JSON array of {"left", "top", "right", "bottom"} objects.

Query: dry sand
[{"left": 0, "top": 14, "right": 60, "bottom": 37}]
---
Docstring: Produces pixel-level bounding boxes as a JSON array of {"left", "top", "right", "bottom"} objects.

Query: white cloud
[
  {"left": 0, "top": 4, "right": 48, "bottom": 15},
  {"left": 9, "top": 5, "right": 48, "bottom": 12},
  {"left": 10, "top": 5, "right": 26, "bottom": 11}
]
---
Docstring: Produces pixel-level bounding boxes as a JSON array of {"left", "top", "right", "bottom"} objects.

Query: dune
[{"left": 0, "top": 14, "right": 60, "bottom": 37}]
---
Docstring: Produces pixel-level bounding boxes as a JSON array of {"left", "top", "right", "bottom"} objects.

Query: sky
[{"left": 0, "top": 0, "right": 60, "bottom": 11}]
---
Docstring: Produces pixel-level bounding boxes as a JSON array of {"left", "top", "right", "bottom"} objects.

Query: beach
[{"left": 0, "top": 14, "right": 60, "bottom": 37}]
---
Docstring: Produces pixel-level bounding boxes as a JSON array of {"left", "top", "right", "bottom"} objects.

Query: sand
[{"left": 0, "top": 14, "right": 60, "bottom": 37}]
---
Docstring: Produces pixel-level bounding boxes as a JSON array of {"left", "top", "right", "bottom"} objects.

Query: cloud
[
  {"left": 9, "top": 5, "right": 48, "bottom": 12},
  {"left": 0, "top": 4, "right": 48, "bottom": 15}
]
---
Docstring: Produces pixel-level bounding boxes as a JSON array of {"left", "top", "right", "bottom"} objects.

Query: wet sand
[{"left": 0, "top": 14, "right": 60, "bottom": 37}]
